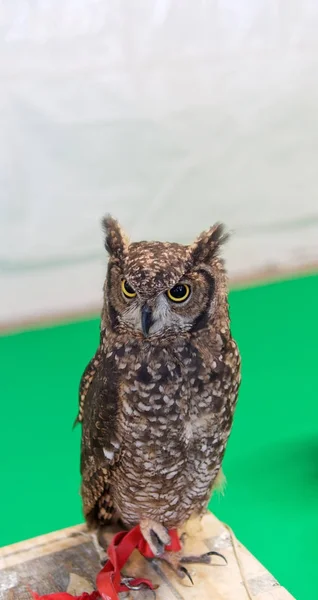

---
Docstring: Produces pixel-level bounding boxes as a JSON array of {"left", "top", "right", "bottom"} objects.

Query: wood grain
[{"left": 0, "top": 513, "right": 295, "bottom": 600}]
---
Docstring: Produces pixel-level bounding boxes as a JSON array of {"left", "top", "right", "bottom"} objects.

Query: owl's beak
[{"left": 141, "top": 304, "right": 153, "bottom": 337}]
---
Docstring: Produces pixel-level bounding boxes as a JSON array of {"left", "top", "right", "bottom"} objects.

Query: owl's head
[{"left": 102, "top": 216, "right": 230, "bottom": 339}]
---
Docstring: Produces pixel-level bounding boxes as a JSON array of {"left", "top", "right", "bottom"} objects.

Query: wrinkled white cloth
[{"left": 0, "top": 1, "right": 317, "bottom": 322}]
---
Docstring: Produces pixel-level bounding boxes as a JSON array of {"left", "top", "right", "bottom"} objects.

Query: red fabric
[
  {"left": 30, "top": 525, "right": 181, "bottom": 600},
  {"left": 31, "top": 593, "right": 100, "bottom": 600}
]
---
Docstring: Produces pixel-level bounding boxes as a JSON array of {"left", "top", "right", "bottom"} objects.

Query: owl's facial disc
[
  {"left": 121, "top": 284, "right": 194, "bottom": 338},
  {"left": 117, "top": 268, "right": 217, "bottom": 338},
  {"left": 140, "top": 285, "right": 191, "bottom": 336}
]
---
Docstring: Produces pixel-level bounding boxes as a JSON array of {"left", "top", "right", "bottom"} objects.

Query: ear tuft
[
  {"left": 102, "top": 215, "right": 128, "bottom": 260},
  {"left": 190, "top": 223, "right": 229, "bottom": 264}
]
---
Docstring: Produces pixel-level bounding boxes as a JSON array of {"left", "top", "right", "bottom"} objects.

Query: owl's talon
[
  {"left": 155, "top": 554, "right": 194, "bottom": 585},
  {"left": 206, "top": 550, "right": 227, "bottom": 564},
  {"left": 180, "top": 550, "right": 227, "bottom": 565},
  {"left": 178, "top": 565, "right": 194, "bottom": 585}
]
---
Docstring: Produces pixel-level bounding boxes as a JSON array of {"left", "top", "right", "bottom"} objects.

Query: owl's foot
[
  {"left": 155, "top": 551, "right": 194, "bottom": 584},
  {"left": 156, "top": 550, "right": 227, "bottom": 585},
  {"left": 140, "top": 519, "right": 171, "bottom": 556}
]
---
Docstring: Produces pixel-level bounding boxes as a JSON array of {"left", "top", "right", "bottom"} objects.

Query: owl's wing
[
  {"left": 74, "top": 349, "right": 102, "bottom": 427},
  {"left": 80, "top": 351, "right": 121, "bottom": 527}
]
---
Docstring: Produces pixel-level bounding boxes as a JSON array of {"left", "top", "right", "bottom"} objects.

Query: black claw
[
  {"left": 180, "top": 550, "right": 228, "bottom": 566},
  {"left": 179, "top": 566, "right": 194, "bottom": 585},
  {"left": 206, "top": 550, "right": 228, "bottom": 564}
]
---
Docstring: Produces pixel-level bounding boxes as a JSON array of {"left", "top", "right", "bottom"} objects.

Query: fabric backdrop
[{"left": 1, "top": 1, "right": 317, "bottom": 323}]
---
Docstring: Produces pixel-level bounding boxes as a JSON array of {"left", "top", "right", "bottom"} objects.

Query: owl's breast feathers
[{"left": 80, "top": 331, "right": 240, "bottom": 529}]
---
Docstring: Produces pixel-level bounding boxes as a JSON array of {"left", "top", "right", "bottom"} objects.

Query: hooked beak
[{"left": 141, "top": 304, "right": 153, "bottom": 337}]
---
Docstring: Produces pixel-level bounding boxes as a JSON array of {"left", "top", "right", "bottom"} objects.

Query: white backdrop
[{"left": 1, "top": 1, "right": 318, "bottom": 324}]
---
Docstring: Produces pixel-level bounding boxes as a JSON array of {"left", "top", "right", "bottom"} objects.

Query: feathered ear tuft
[
  {"left": 102, "top": 215, "right": 129, "bottom": 260},
  {"left": 190, "top": 223, "right": 229, "bottom": 265}
]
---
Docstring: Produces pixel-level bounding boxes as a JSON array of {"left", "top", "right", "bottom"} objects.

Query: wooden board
[{"left": 0, "top": 513, "right": 295, "bottom": 600}]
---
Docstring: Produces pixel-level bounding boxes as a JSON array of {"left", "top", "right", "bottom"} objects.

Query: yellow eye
[
  {"left": 121, "top": 279, "right": 137, "bottom": 298},
  {"left": 167, "top": 283, "right": 191, "bottom": 303}
]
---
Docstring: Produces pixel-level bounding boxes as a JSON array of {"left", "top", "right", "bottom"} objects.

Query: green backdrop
[{"left": 1, "top": 273, "right": 317, "bottom": 600}]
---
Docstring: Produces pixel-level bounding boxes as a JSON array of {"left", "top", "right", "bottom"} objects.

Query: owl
[{"left": 77, "top": 216, "right": 241, "bottom": 580}]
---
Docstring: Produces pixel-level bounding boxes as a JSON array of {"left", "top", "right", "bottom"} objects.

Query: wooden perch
[{"left": 0, "top": 512, "right": 294, "bottom": 600}]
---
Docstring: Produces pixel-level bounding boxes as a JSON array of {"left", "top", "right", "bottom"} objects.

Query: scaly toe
[{"left": 154, "top": 552, "right": 194, "bottom": 586}]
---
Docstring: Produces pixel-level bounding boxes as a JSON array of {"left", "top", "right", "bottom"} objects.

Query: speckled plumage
[{"left": 78, "top": 216, "right": 241, "bottom": 536}]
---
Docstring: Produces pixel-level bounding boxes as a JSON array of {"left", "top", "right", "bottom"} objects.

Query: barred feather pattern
[{"left": 79, "top": 219, "right": 241, "bottom": 531}]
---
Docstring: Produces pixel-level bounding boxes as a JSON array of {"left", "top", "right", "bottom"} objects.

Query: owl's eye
[
  {"left": 121, "top": 279, "right": 137, "bottom": 299},
  {"left": 167, "top": 283, "right": 191, "bottom": 303}
]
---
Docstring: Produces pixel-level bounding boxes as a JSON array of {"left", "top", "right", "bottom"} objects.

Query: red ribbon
[{"left": 30, "top": 525, "right": 181, "bottom": 600}]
